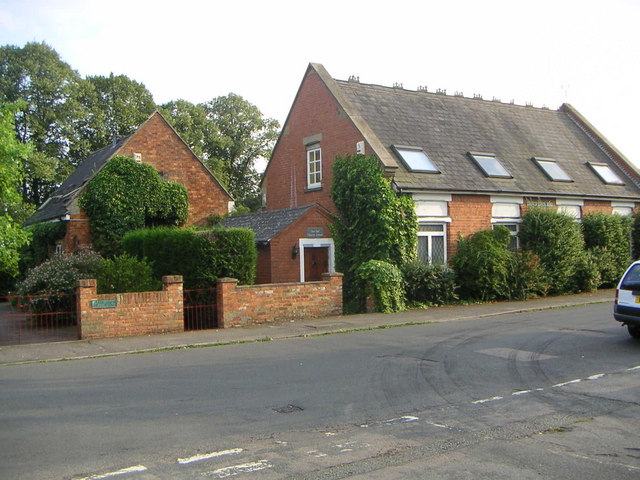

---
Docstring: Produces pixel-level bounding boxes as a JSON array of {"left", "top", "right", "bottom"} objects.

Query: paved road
[{"left": 1, "top": 302, "right": 639, "bottom": 479}]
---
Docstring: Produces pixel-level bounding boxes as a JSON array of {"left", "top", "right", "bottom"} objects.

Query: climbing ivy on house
[
  {"left": 331, "top": 154, "right": 417, "bottom": 313},
  {"left": 79, "top": 156, "right": 189, "bottom": 256}
]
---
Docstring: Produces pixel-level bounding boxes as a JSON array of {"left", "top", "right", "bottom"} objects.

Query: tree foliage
[
  {"left": 161, "top": 94, "right": 280, "bottom": 208},
  {"left": 0, "top": 42, "right": 81, "bottom": 205},
  {"left": 0, "top": 102, "right": 31, "bottom": 277},
  {"left": 582, "top": 212, "right": 632, "bottom": 287},
  {"left": 79, "top": 156, "right": 189, "bottom": 256},
  {"left": 331, "top": 154, "right": 417, "bottom": 312}
]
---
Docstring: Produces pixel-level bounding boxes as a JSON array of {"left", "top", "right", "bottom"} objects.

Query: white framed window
[
  {"left": 557, "top": 198, "right": 583, "bottom": 220},
  {"left": 587, "top": 162, "right": 625, "bottom": 185},
  {"left": 393, "top": 145, "right": 439, "bottom": 173},
  {"left": 493, "top": 223, "right": 520, "bottom": 250},
  {"left": 469, "top": 152, "right": 512, "bottom": 178},
  {"left": 533, "top": 157, "right": 573, "bottom": 182},
  {"left": 612, "top": 202, "right": 634, "bottom": 216},
  {"left": 307, "top": 146, "right": 322, "bottom": 188},
  {"left": 417, "top": 223, "right": 446, "bottom": 264}
]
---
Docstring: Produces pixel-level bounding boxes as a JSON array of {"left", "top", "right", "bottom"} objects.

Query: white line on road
[
  {"left": 586, "top": 373, "right": 605, "bottom": 381},
  {"left": 472, "top": 396, "right": 503, "bottom": 405},
  {"left": 178, "top": 448, "right": 243, "bottom": 464},
  {"left": 204, "top": 460, "right": 272, "bottom": 478},
  {"left": 77, "top": 465, "right": 147, "bottom": 480},
  {"left": 552, "top": 379, "right": 582, "bottom": 388},
  {"left": 627, "top": 365, "right": 640, "bottom": 371}
]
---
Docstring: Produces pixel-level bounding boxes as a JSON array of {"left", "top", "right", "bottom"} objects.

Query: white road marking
[
  {"left": 552, "top": 379, "right": 582, "bottom": 388},
  {"left": 77, "top": 465, "right": 147, "bottom": 480},
  {"left": 627, "top": 365, "right": 640, "bottom": 371},
  {"left": 425, "top": 420, "right": 450, "bottom": 428},
  {"left": 177, "top": 448, "right": 243, "bottom": 464},
  {"left": 204, "top": 460, "right": 272, "bottom": 478},
  {"left": 477, "top": 348, "right": 556, "bottom": 361},
  {"left": 360, "top": 415, "right": 419, "bottom": 428},
  {"left": 586, "top": 373, "right": 605, "bottom": 380},
  {"left": 472, "top": 396, "right": 503, "bottom": 405},
  {"left": 307, "top": 450, "right": 327, "bottom": 457}
]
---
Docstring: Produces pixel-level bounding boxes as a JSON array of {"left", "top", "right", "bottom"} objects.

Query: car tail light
[{"left": 615, "top": 289, "right": 619, "bottom": 305}]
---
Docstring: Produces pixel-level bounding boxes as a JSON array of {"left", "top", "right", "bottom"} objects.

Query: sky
[{"left": 1, "top": 0, "right": 639, "bottom": 168}]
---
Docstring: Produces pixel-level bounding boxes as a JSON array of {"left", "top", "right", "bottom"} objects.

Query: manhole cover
[{"left": 273, "top": 404, "right": 304, "bottom": 414}]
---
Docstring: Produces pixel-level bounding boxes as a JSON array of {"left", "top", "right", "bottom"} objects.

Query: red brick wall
[
  {"left": 265, "top": 71, "right": 367, "bottom": 213},
  {"left": 117, "top": 112, "right": 231, "bottom": 226},
  {"left": 583, "top": 199, "right": 612, "bottom": 215},
  {"left": 267, "top": 207, "right": 333, "bottom": 284},
  {"left": 447, "top": 194, "right": 492, "bottom": 257},
  {"left": 77, "top": 276, "right": 184, "bottom": 339},
  {"left": 217, "top": 273, "right": 343, "bottom": 328},
  {"left": 256, "top": 244, "right": 272, "bottom": 285},
  {"left": 62, "top": 213, "right": 92, "bottom": 252}
]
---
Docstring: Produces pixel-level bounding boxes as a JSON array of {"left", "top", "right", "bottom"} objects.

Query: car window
[{"left": 621, "top": 264, "right": 640, "bottom": 290}]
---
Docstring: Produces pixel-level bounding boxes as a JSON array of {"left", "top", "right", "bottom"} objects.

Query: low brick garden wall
[
  {"left": 217, "top": 273, "right": 343, "bottom": 328},
  {"left": 77, "top": 276, "right": 184, "bottom": 339},
  {"left": 75, "top": 273, "right": 343, "bottom": 339}
]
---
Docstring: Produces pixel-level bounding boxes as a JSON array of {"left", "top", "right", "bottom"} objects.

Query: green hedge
[
  {"left": 122, "top": 227, "right": 256, "bottom": 289},
  {"left": 355, "top": 260, "right": 405, "bottom": 313},
  {"left": 582, "top": 212, "right": 632, "bottom": 287}
]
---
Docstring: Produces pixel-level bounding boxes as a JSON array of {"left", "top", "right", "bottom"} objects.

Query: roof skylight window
[
  {"left": 588, "top": 162, "right": 625, "bottom": 185},
  {"left": 468, "top": 153, "right": 512, "bottom": 178},
  {"left": 533, "top": 157, "right": 573, "bottom": 182},
  {"left": 393, "top": 146, "right": 439, "bottom": 173}
]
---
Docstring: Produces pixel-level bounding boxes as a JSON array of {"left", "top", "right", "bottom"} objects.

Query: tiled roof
[
  {"left": 219, "top": 205, "right": 316, "bottom": 244},
  {"left": 24, "top": 136, "right": 130, "bottom": 225},
  {"left": 333, "top": 78, "right": 640, "bottom": 200}
]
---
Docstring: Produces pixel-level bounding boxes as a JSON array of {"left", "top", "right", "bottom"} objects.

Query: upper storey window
[
  {"left": 588, "top": 162, "right": 625, "bottom": 185},
  {"left": 393, "top": 146, "right": 439, "bottom": 173},
  {"left": 533, "top": 157, "right": 573, "bottom": 182},
  {"left": 468, "top": 152, "right": 512, "bottom": 178},
  {"left": 307, "top": 145, "right": 322, "bottom": 189}
]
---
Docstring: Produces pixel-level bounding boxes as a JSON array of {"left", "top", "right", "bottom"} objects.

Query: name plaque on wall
[
  {"left": 91, "top": 299, "right": 117, "bottom": 309},
  {"left": 526, "top": 201, "right": 553, "bottom": 208}
]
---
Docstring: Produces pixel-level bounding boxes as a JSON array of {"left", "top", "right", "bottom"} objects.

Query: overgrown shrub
[
  {"left": 582, "top": 212, "right": 632, "bottom": 287},
  {"left": 331, "top": 154, "right": 417, "bottom": 313},
  {"left": 573, "top": 250, "right": 601, "bottom": 293},
  {"left": 96, "top": 254, "right": 159, "bottom": 294},
  {"left": 16, "top": 250, "right": 103, "bottom": 296},
  {"left": 79, "top": 156, "right": 189, "bottom": 257},
  {"left": 401, "top": 261, "right": 458, "bottom": 306},
  {"left": 519, "top": 208, "right": 585, "bottom": 294},
  {"left": 122, "top": 227, "right": 256, "bottom": 288},
  {"left": 451, "top": 227, "right": 514, "bottom": 301},
  {"left": 355, "top": 260, "right": 405, "bottom": 313},
  {"left": 507, "top": 250, "right": 549, "bottom": 300}
]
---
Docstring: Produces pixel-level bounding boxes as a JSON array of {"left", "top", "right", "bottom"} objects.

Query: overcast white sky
[{"left": 1, "top": 0, "right": 639, "bottom": 167}]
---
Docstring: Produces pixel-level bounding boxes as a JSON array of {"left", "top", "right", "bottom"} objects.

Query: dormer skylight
[
  {"left": 468, "top": 152, "right": 512, "bottom": 178},
  {"left": 393, "top": 146, "right": 439, "bottom": 173},
  {"left": 588, "top": 162, "right": 625, "bottom": 185},
  {"left": 533, "top": 157, "right": 573, "bottom": 182}
]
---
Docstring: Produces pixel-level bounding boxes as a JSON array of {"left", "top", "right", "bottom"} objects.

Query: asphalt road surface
[{"left": 1, "top": 302, "right": 639, "bottom": 479}]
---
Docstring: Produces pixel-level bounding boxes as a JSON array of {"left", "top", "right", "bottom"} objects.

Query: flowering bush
[{"left": 16, "top": 250, "right": 103, "bottom": 296}]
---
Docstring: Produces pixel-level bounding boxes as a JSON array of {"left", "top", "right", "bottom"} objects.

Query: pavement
[{"left": 0, "top": 289, "right": 616, "bottom": 366}]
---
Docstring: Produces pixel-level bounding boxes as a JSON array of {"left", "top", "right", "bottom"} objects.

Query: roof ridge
[{"left": 334, "top": 78, "right": 557, "bottom": 112}]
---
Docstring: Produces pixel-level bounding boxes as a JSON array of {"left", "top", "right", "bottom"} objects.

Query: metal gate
[
  {"left": 0, "top": 294, "right": 79, "bottom": 345},
  {"left": 183, "top": 287, "right": 217, "bottom": 330}
]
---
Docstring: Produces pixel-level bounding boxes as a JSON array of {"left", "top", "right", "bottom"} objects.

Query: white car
[{"left": 614, "top": 260, "right": 640, "bottom": 339}]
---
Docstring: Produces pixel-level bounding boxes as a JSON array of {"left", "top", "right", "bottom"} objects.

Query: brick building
[
  {"left": 261, "top": 63, "right": 640, "bottom": 270},
  {"left": 25, "top": 111, "right": 233, "bottom": 252}
]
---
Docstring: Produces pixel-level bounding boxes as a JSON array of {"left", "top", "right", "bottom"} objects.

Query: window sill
[{"left": 305, "top": 186, "right": 323, "bottom": 192}]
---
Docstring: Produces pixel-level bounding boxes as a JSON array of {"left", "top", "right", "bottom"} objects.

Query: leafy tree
[
  {"left": 71, "top": 73, "right": 156, "bottom": 161},
  {"left": 79, "top": 156, "right": 189, "bottom": 256},
  {"left": 0, "top": 102, "right": 31, "bottom": 278},
  {"left": 162, "top": 94, "right": 279, "bottom": 208},
  {"left": 331, "top": 154, "right": 417, "bottom": 312},
  {"left": 0, "top": 42, "right": 82, "bottom": 205}
]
